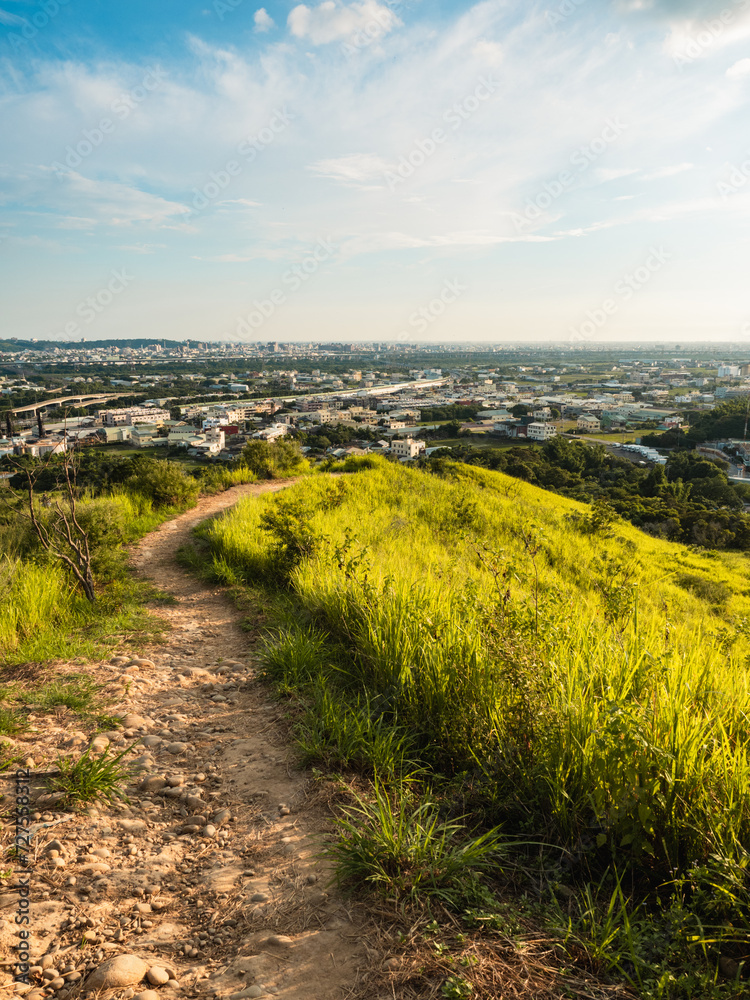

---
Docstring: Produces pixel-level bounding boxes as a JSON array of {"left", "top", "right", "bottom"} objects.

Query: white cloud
[
  {"left": 287, "top": 1, "right": 401, "bottom": 45},
  {"left": 309, "top": 153, "right": 391, "bottom": 186},
  {"left": 218, "top": 198, "right": 263, "bottom": 207},
  {"left": 640, "top": 162, "right": 693, "bottom": 180},
  {"left": 116, "top": 243, "right": 166, "bottom": 254},
  {"left": 727, "top": 58, "right": 750, "bottom": 78},
  {"left": 595, "top": 167, "right": 641, "bottom": 182},
  {"left": 254, "top": 8, "right": 274, "bottom": 32},
  {"left": 471, "top": 39, "right": 503, "bottom": 65}
]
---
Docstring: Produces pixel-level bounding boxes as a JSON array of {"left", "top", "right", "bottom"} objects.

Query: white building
[
  {"left": 391, "top": 438, "right": 426, "bottom": 459},
  {"left": 527, "top": 422, "right": 557, "bottom": 442},
  {"left": 101, "top": 407, "right": 170, "bottom": 426},
  {"left": 253, "top": 423, "right": 290, "bottom": 441}
]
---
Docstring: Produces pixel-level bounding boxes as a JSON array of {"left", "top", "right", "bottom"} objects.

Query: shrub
[
  {"left": 125, "top": 457, "right": 201, "bottom": 509},
  {"left": 239, "top": 439, "right": 309, "bottom": 479}
]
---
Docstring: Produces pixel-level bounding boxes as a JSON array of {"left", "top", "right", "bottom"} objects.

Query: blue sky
[{"left": 1, "top": 0, "right": 749, "bottom": 344}]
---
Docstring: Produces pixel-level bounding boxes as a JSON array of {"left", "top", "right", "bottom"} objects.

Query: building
[
  {"left": 577, "top": 413, "right": 600, "bottom": 432},
  {"left": 101, "top": 407, "right": 170, "bottom": 427},
  {"left": 131, "top": 425, "right": 168, "bottom": 448},
  {"left": 391, "top": 438, "right": 426, "bottom": 460},
  {"left": 306, "top": 409, "right": 338, "bottom": 425},
  {"left": 527, "top": 422, "right": 557, "bottom": 442}
]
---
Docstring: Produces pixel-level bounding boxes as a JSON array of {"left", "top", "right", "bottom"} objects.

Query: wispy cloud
[{"left": 288, "top": 1, "right": 401, "bottom": 44}]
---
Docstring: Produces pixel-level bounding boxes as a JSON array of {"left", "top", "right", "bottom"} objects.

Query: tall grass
[
  {"left": 0, "top": 486, "right": 182, "bottom": 665},
  {"left": 201, "top": 461, "right": 750, "bottom": 920}
]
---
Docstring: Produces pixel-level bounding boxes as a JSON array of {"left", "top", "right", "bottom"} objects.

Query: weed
[
  {"left": 48, "top": 743, "right": 137, "bottom": 809},
  {"left": 327, "top": 779, "right": 505, "bottom": 910},
  {"left": 0, "top": 707, "right": 28, "bottom": 736},
  {"left": 441, "top": 976, "right": 473, "bottom": 998},
  {"left": 22, "top": 678, "right": 97, "bottom": 713}
]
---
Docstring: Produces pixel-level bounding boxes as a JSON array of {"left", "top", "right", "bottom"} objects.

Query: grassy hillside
[{"left": 196, "top": 457, "right": 750, "bottom": 996}]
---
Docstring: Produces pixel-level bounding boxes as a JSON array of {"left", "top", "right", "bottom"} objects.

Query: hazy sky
[{"left": 1, "top": 0, "right": 749, "bottom": 344}]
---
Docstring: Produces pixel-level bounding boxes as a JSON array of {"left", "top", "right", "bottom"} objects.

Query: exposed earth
[{"left": 0, "top": 482, "right": 368, "bottom": 1000}]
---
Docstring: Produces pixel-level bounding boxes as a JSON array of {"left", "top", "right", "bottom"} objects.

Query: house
[
  {"left": 252, "top": 423, "right": 289, "bottom": 441},
  {"left": 533, "top": 406, "right": 552, "bottom": 421},
  {"left": 306, "top": 409, "right": 338, "bottom": 425},
  {"left": 131, "top": 425, "right": 168, "bottom": 448},
  {"left": 391, "top": 438, "right": 426, "bottom": 460},
  {"left": 577, "top": 413, "right": 600, "bottom": 432},
  {"left": 527, "top": 422, "right": 557, "bottom": 442}
]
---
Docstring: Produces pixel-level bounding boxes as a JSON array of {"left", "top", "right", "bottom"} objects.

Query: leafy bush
[
  {"left": 239, "top": 438, "right": 309, "bottom": 479},
  {"left": 125, "top": 457, "right": 201, "bottom": 508}
]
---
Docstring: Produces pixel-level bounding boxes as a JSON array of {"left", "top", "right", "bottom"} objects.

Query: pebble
[
  {"left": 212, "top": 809, "right": 231, "bottom": 826},
  {"left": 166, "top": 775, "right": 185, "bottom": 787},
  {"left": 250, "top": 892, "right": 269, "bottom": 903},
  {"left": 43, "top": 839, "right": 64, "bottom": 854},
  {"left": 264, "top": 935, "right": 293, "bottom": 948},
  {"left": 185, "top": 795, "right": 204, "bottom": 811},
  {"left": 134, "top": 992, "right": 161, "bottom": 1000},
  {"left": 119, "top": 819, "right": 148, "bottom": 834},
  {"left": 202, "top": 825, "right": 217, "bottom": 839},
  {"left": 122, "top": 714, "right": 150, "bottom": 729},
  {"left": 80, "top": 863, "right": 111, "bottom": 875},
  {"left": 184, "top": 814, "right": 207, "bottom": 826},
  {"left": 166, "top": 743, "right": 188, "bottom": 755},
  {"left": 84, "top": 955, "right": 149, "bottom": 991},
  {"left": 139, "top": 776, "right": 167, "bottom": 793},
  {"left": 145, "top": 967, "right": 170, "bottom": 987},
  {"left": 140, "top": 736, "right": 163, "bottom": 748}
]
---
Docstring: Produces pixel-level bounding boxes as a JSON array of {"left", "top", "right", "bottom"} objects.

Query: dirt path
[{"left": 0, "top": 482, "right": 367, "bottom": 1000}]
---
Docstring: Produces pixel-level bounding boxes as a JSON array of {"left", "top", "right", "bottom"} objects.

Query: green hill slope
[{"left": 197, "top": 458, "right": 750, "bottom": 994}]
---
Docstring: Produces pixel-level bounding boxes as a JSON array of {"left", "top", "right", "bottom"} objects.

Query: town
[{"left": 2, "top": 340, "right": 750, "bottom": 474}]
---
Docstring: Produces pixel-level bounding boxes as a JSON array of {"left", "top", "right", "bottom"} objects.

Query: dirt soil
[{"left": 0, "top": 482, "right": 370, "bottom": 1000}]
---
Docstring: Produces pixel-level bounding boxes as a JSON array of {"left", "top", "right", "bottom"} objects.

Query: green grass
[
  {"left": 196, "top": 457, "right": 750, "bottom": 995},
  {"left": 328, "top": 779, "right": 506, "bottom": 909},
  {"left": 20, "top": 676, "right": 97, "bottom": 712},
  {"left": 48, "top": 743, "right": 137, "bottom": 809},
  {"left": 0, "top": 707, "right": 29, "bottom": 736}
]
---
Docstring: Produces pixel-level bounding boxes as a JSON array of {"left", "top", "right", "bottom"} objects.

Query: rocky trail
[{"left": 0, "top": 482, "right": 369, "bottom": 1000}]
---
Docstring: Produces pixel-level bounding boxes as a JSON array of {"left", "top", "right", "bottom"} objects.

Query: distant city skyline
[{"left": 1, "top": 0, "right": 749, "bottom": 344}]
